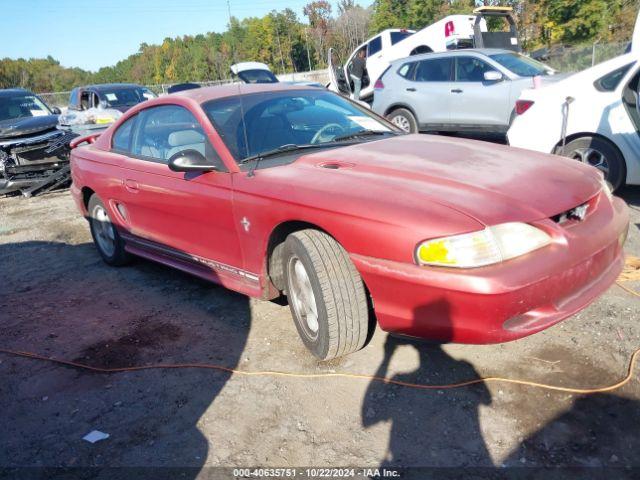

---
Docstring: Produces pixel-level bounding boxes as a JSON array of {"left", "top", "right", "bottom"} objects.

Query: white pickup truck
[{"left": 329, "top": 7, "right": 520, "bottom": 101}]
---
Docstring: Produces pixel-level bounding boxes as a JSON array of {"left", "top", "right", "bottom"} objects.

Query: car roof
[
  {"left": 169, "top": 82, "right": 317, "bottom": 103},
  {"left": 0, "top": 88, "right": 35, "bottom": 97},
  {"left": 390, "top": 48, "right": 515, "bottom": 64}
]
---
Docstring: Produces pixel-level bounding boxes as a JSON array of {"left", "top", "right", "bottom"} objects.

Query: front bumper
[{"left": 352, "top": 195, "right": 629, "bottom": 344}]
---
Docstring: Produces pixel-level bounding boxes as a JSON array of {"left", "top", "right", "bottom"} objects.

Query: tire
[
  {"left": 387, "top": 108, "right": 418, "bottom": 134},
  {"left": 87, "top": 194, "right": 131, "bottom": 266},
  {"left": 558, "top": 136, "right": 626, "bottom": 191},
  {"left": 283, "top": 229, "right": 370, "bottom": 360}
]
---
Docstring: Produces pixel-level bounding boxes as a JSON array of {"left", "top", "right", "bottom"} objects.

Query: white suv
[{"left": 372, "top": 49, "right": 557, "bottom": 135}]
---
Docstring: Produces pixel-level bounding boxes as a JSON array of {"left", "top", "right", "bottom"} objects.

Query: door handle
[
  {"left": 124, "top": 179, "right": 139, "bottom": 193},
  {"left": 406, "top": 88, "right": 417, "bottom": 92},
  {"left": 451, "top": 89, "right": 463, "bottom": 94}
]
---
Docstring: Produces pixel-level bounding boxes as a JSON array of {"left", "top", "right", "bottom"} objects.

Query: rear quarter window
[
  {"left": 594, "top": 63, "right": 635, "bottom": 92},
  {"left": 111, "top": 115, "right": 137, "bottom": 152},
  {"left": 397, "top": 63, "right": 415, "bottom": 79}
]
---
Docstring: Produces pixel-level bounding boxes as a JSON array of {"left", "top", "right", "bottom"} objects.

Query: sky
[{"left": 3, "top": 0, "right": 368, "bottom": 72}]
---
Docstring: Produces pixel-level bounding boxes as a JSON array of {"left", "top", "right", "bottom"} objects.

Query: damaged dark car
[{"left": 0, "top": 88, "right": 76, "bottom": 196}]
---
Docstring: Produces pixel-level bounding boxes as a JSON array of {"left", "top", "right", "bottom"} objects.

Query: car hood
[
  {"left": 289, "top": 134, "right": 601, "bottom": 227},
  {"left": 0, "top": 114, "right": 59, "bottom": 139}
]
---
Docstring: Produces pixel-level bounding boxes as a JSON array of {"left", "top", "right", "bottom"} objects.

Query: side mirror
[
  {"left": 51, "top": 107, "right": 62, "bottom": 115},
  {"left": 484, "top": 71, "right": 504, "bottom": 82},
  {"left": 168, "top": 150, "right": 217, "bottom": 173}
]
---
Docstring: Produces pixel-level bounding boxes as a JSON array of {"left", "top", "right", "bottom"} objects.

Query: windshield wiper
[
  {"left": 240, "top": 143, "right": 336, "bottom": 176},
  {"left": 330, "top": 130, "right": 395, "bottom": 143}
]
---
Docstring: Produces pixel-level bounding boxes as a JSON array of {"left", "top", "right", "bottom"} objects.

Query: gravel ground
[{"left": 0, "top": 185, "right": 639, "bottom": 479}]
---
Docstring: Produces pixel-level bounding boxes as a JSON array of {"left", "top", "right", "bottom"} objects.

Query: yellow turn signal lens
[{"left": 416, "top": 223, "right": 551, "bottom": 269}]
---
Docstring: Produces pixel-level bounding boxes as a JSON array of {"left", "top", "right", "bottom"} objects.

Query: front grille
[
  {"left": 552, "top": 203, "right": 589, "bottom": 224},
  {"left": 551, "top": 195, "right": 599, "bottom": 225}
]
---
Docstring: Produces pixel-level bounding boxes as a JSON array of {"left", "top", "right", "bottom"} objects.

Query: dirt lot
[{"left": 0, "top": 186, "right": 639, "bottom": 479}]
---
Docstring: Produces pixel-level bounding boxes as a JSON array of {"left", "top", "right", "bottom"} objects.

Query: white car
[
  {"left": 230, "top": 62, "right": 322, "bottom": 87},
  {"left": 508, "top": 52, "right": 640, "bottom": 190},
  {"left": 329, "top": 7, "right": 519, "bottom": 101}
]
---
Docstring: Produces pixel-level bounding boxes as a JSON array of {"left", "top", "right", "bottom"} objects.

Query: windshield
[
  {"left": 237, "top": 69, "right": 279, "bottom": 84},
  {"left": 489, "top": 52, "right": 551, "bottom": 77},
  {"left": 100, "top": 87, "right": 156, "bottom": 107},
  {"left": 0, "top": 93, "right": 52, "bottom": 122},
  {"left": 202, "top": 89, "right": 397, "bottom": 162}
]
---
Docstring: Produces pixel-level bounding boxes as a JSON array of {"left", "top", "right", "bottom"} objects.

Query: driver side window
[
  {"left": 455, "top": 57, "right": 494, "bottom": 82},
  {"left": 131, "top": 105, "right": 224, "bottom": 169}
]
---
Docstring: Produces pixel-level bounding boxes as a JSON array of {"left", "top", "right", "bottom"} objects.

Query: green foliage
[
  {"left": 406, "top": 0, "right": 445, "bottom": 30},
  {"left": 369, "top": 0, "right": 407, "bottom": 33},
  {"left": 0, "top": 56, "right": 91, "bottom": 92},
  {"left": 546, "top": 0, "right": 609, "bottom": 44}
]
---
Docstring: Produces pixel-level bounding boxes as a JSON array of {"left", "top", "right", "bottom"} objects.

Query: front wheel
[
  {"left": 283, "top": 229, "right": 370, "bottom": 360},
  {"left": 387, "top": 108, "right": 418, "bottom": 134},
  {"left": 558, "top": 136, "right": 626, "bottom": 191}
]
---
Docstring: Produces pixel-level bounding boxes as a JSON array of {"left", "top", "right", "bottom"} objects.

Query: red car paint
[{"left": 70, "top": 84, "right": 629, "bottom": 344}]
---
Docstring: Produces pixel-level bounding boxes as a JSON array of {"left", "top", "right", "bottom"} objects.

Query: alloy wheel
[
  {"left": 570, "top": 147, "right": 610, "bottom": 178},
  {"left": 92, "top": 205, "right": 116, "bottom": 257},
  {"left": 391, "top": 115, "right": 411, "bottom": 132},
  {"left": 288, "top": 257, "right": 319, "bottom": 339}
]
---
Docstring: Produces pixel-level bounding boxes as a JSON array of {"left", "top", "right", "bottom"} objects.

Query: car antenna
[{"left": 227, "top": 0, "right": 252, "bottom": 175}]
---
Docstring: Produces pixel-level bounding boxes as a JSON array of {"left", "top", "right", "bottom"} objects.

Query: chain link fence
[
  {"left": 38, "top": 91, "right": 72, "bottom": 109},
  {"left": 534, "top": 41, "right": 630, "bottom": 72}
]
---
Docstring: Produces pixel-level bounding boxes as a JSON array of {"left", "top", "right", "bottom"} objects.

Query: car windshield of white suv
[
  {"left": 203, "top": 89, "right": 398, "bottom": 164},
  {"left": 489, "top": 52, "right": 552, "bottom": 77},
  {"left": 0, "top": 94, "right": 51, "bottom": 121}
]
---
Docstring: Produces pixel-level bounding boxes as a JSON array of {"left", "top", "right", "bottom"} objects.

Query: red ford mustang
[{"left": 70, "top": 84, "right": 629, "bottom": 360}]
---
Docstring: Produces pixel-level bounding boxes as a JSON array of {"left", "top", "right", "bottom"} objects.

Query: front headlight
[{"left": 416, "top": 222, "right": 552, "bottom": 268}]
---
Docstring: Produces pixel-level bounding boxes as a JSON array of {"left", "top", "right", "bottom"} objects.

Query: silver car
[{"left": 372, "top": 49, "right": 558, "bottom": 134}]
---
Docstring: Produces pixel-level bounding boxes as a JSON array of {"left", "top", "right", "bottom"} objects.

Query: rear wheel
[
  {"left": 283, "top": 229, "right": 370, "bottom": 360},
  {"left": 387, "top": 108, "right": 418, "bottom": 134},
  {"left": 88, "top": 194, "right": 131, "bottom": 266},
  {"left": 558, "top": 136, "right": 626, "bottom": 191}
]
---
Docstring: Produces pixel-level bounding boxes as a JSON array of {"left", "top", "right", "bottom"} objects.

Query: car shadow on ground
[
  {"left": 361, "top": 300, "right": 640, "bottom": 477},
  {"left": 504, "top": 393, "right": 640, "bottom": 474},
  {"left": 361, "top": 300, "right": 494, "bottom": 470},
  {"left": 0, "top": 240, "right": 251, "bottom": 479}
]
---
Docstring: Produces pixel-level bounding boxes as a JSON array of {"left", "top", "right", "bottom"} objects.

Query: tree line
[{"left": 1, "top": 0, "right": 638, "bottom": 93}]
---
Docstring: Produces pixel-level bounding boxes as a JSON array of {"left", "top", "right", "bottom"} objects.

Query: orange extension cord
[{"left": 0, "top": 282, "right": 638, "bottom": 396}]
